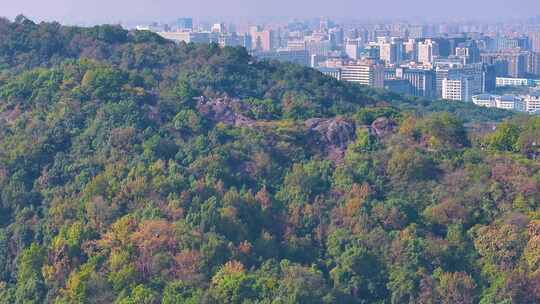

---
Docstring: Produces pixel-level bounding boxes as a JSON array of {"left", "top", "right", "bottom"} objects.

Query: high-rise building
[
  {"left": 395, "top": 68, "right": 436, "bottom": 98},
  {"left": 250, "top": 27, "right": 274, "bottom": 51},
  {"left": 329, "top": 27, "right": 345, "bottom": 48},
  {"left": 455, "top": 41, "right": 481, "bottom": 64},
  {"left": 218, "top": 33, "right": 243, "bottom": 47},
  {"left": 211, "top": 23, "right": 225, "bottom": 33},
  {"left": 379, "top": 41, "right": 397, "bottom": 65},
  {"left": 341, "top": 60, "right": 385, "bottom": 88},
  {"left": 491, "top": 36, "right": 521, "bottom": 51},
  {"left": 526, "top": 52, "right": 540, "bottom": 76},
  {"left": 287, "top": 40, "right": 307, "bottom": 51},
  {"left": 391, "top": 37, "right": 405, "bottom": 63},
  {"left": 408, "top": 25, "right": 426, "bottom": 39},
  {"left": 481, "top": 53, "right": 510, "bottom": 76},
  {"left": 484, "top": 64, "right": 497, "bottom": 92},
  {"left": 481, "top": 52, "right": 527, "bottom": 78},
  {"left": 305, "top": 40, "right": 332, "bottom": 57},
  {"left": 379, "top": 38, "right": 404, "bottom": 65},
  {"left": 530, "top": 32, "right": 540, "bottom": 52},
  {"left": 418, "top": 39, "right": 439, "bottom": 64},
  {"left": 432, "top": 38, "right": 452, "bottom": 57},
  {"left": 507, "top": 52, "right": 527, "bottom": 78},
  {"left": 177, "top": 18, "right": 193, "bottom": 31},
  {"left": 447, "top": 37, "right": 468, "bottom": 56},
  {"left": 242, "top": 35, "right": 252, "bottom": 51},
  {"left": 435, "top": 63, "right": 485, "bottom": 98},
  {"left": 404, "top": 39, "right": 417, "bottom": 61},
  {"left": 364, "top": 45, "right": 381, "bottom": 60},
  {"left": 442, "top": 76, "right": 474, "bottom": 102},
  {"left": 319, "top": 17, "right": 334, "bottom": 31},
  {"left": 345, "top": 39, "right": 362, "bottom": 60}
]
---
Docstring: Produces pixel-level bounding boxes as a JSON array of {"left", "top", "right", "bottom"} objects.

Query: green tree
[
  {"left": 485, "top": 122, "right": 521, "bottom": 152},
  {"left": 15, "top": 244, "right": 46, "bottom": 304}
]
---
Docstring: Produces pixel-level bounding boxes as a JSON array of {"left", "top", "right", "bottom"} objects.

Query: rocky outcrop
[
  {"left": 370, "top": 117, "right": 397, "bottom": 138},
  {"left": 195, "top": 96, "right": 255, "bottom": 127},
  {"left": 305, "top": 117, "right": 356, "bottom": 163}
]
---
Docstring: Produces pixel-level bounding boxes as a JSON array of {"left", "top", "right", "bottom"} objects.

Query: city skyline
[{"left": 3, "top": 0, "right": 540, "bottom": 24}]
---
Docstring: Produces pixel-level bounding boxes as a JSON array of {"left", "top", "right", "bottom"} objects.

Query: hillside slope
[{"left": 0, "top": 17, "right": 538, "bottom": 303}]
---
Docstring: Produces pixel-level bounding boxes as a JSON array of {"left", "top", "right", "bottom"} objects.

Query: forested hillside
[{"left": 0, "top": 17, "right": 538, "bottom": 304}]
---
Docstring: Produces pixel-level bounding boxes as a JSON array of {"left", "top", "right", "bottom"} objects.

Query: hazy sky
[{"left": 2, "top": 0, "right": 539, "bottom": 23}]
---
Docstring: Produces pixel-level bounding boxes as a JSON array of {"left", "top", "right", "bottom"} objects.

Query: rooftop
[
  {"left": 500, "top": 95, "right": 521, "bottom": 102},
  {"left": 474, "top": 94, "right": 497, "bottom": 100}
]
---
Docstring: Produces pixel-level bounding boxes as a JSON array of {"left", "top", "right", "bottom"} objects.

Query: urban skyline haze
[{"left": 2, "top": 0, "right": 540, "bottom": 24}]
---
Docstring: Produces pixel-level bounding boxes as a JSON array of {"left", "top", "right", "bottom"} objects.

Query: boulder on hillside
[
  {"left": 305, "top": 117, "right": 356, "bottom": 149},
  {"left": 370, "top": 117, "right": 397, "bottom": 138},
  {"left": 305, "top": 117, "right": 356, "bottom": 163},
  {"left": 195, "top": 96, "right": 254, "bottom": 127}
]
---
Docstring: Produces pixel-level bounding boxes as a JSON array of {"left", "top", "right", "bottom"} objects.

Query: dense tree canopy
[{"left": 0, "top": 17, "right": 538, "bottom": 303}]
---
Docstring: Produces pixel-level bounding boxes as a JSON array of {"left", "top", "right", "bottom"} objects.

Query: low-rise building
[
  {"left": 317, "top": 67, "right": 342, "bottom": 80},
  {"left": 473, "top": 94, "right": 527, "bottom": 112},
  {"left": 254, "top": 49, "right": 310, "bottom": 66},
  {"left": 525, "top": 92, "right": 540, "bottom": 113},
  {"left": 384, "top": 79, "right": 411, "bottom": 95},
  {"left": 498, "top": 95, "right": 525, "bottom": 111},
  {"left": 496, "top": 77, "right": 532, "bottom": 87},
  {"left": 158, "top": 31, "right": 213, "bottom": 44},
  {"left": 472, "top": 94, "right": 498, "bottom": 107}
]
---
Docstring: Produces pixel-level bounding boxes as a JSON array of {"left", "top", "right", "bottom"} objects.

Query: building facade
[
  {"left": 341, "top": 60, "right": 385, "bottom": 88},
  {"left": 525, "top": 93, "right": 540, "bottom": 113},
  {"left": 443, "top": 76, "right": 474, "bottom": 102},
  {"left": 255, "top": 49, "right": 310, "bottom": 66},
  {"left": 418, "top": 39, "right": 439, "bottom": 64},
  {"left": 395, "top": 67, "right": 436, "bottom": 98}
]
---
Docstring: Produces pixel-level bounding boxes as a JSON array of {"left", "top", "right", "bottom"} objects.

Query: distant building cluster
[
  {"left": 138, "top": 17, "right": 540, "bottom": 114},
  {"left": 472, "top": 93, "right": 540, "bottom": 114}
]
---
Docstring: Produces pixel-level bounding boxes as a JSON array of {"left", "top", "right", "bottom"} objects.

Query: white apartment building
[
  {"left": 473, "top": 94, "right": 531, "bottom": 113},
  {"left": 472, "top": 94, "right": 498, "bottom": 107},
  {"left": 404, "top": 39, "right": 417, "bottom": 61},
  {"left": 498, "top": 95, "right": 526, "bottom": 111},
  {"left": 287, "top": 40, "right": 307, "bottom": 51},
  {"left": 496, "top": 77, "right": 531, "bottom": 87},
  {"left": 436, "top": 62, "right": 485, "bottom": 99},
  {"left": 317, "top": 67, "right": 342, "bottom": 80},
  {"left": 158, "top": 31, "right": 213, "bottom": 44},
  {"left": 345, "top": 39, "right": 362, "bottom": 60},
  {"left": 443, "top": 77, "right": 473, "bottom": 102},
  {"left": 341, "top": 61, "right": 385, "bottom": 88},
  {"left": 418, "top": 39, "right": 439, "bottom": 64},
  {"left": 525, "top": 93, "right": 540, "bottom": 113}
]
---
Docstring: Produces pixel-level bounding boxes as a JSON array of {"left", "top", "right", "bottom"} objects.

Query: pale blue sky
[{"left": 1, "top": 0, "right": 539, "bottom": 23}]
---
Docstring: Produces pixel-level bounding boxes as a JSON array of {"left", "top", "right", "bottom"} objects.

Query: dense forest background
[{"left": 0, "top": 16, "right": 538, "bottom": 303}]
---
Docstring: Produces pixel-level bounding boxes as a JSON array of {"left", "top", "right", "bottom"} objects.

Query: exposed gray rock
[
  {"left": 305, "top": 117, "right": 356, "bottom": 163},
  {"left": 370, "top": 117, "right": 397, "bottom": 138},
  {"left": 195, "top": 96, "right": 254, "bottom": 127},
  {"left": 306, "top": 117, "right": 356, "bottom": 149}
]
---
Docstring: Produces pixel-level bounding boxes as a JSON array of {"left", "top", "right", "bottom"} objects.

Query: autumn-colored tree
[
  {"left": 131, "top": 220, "right": 177, "bottom": 279},
  {"left": 434, "top": 270, "right": 477, "bottom": 304}
]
